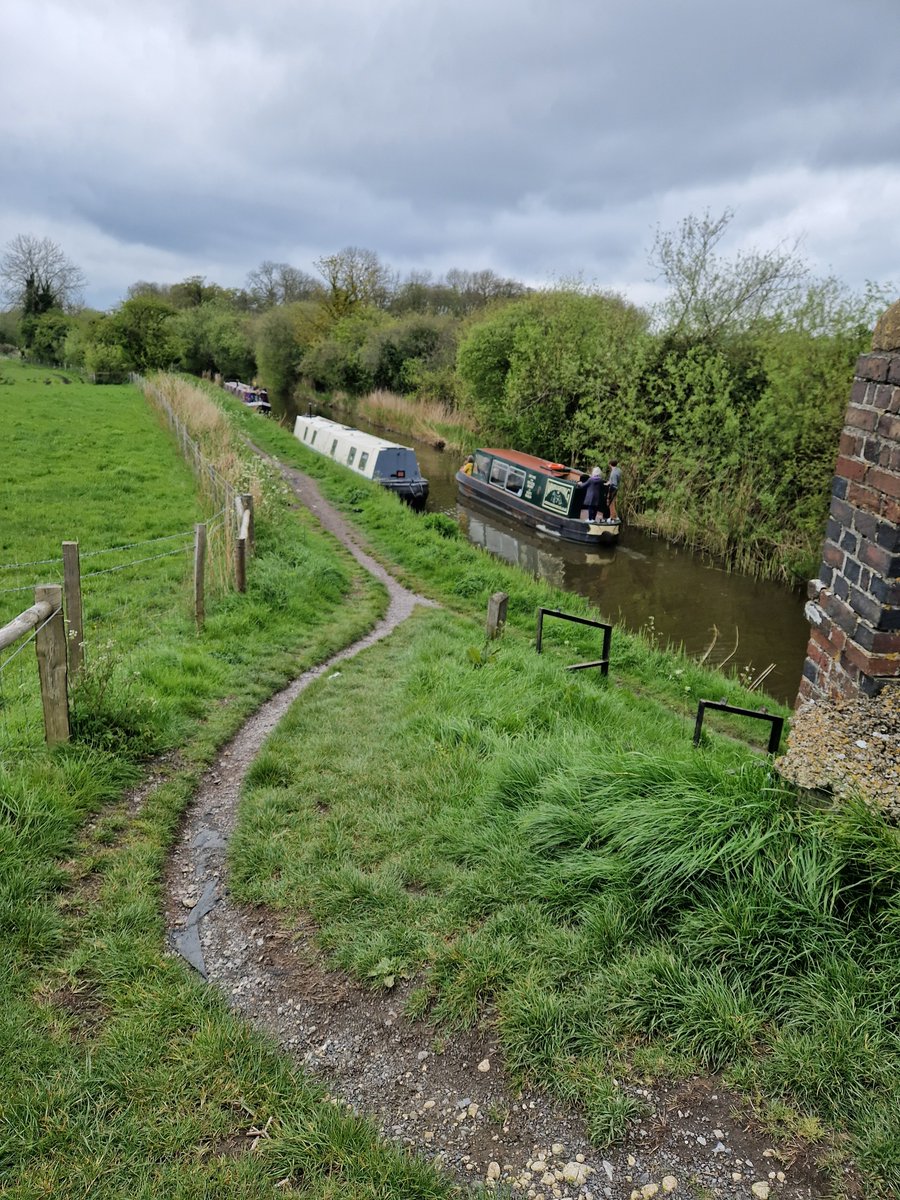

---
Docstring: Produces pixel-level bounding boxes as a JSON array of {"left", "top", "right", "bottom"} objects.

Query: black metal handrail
[
  {"left": 535, "top": 607, "right": 612, "bottom": 675},
  {"left": 693, "top": 700, "right": 785, "bottom": 754}
]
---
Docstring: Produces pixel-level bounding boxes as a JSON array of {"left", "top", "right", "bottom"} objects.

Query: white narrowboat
[{"left": 293, "top": 414, "right": 429, "bottom": 508}]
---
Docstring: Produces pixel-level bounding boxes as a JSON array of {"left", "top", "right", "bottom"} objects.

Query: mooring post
[
  {"left": 486, "top": 591, "right": 508, "bottom": 639},
  {"left": 34, "top": 584, "right": 69, "bottom": 745}
]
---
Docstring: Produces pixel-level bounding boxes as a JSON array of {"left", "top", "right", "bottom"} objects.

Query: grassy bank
[
  {"left": 1, "top": 362, "right": 453, "bottom": 1197},
  {"left": 229, "top": 608, "right": 900, "bottom": 1189},
  {"left": 222, "top": 390, "right": 900, "bottom": 1194}
]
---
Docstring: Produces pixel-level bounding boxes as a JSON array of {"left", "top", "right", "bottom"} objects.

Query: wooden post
[
  {"left": 234, "top": 494, "right": 244, "bottom": 592},
  {"left": 62, "top": 541, "right": 84, "bottom": 678},
  {"left": 239, "top": 493, "right": 255, "bottom": 552},
  {"left": 193, "top": 523, "right": 207, "bottom": 629},
  {"left": 486, "top": 591, "right": 508, "bottom": 639},
  {"left": 234, "top": 536, "right": 246, "bottom": 593},
  {"left": 34, "top": 584, "right": 69, "bottom": 745}
]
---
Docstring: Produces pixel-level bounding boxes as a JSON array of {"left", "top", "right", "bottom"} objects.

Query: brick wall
[{"left": 799, "top": 351, "right": 900, "bottom": 702}]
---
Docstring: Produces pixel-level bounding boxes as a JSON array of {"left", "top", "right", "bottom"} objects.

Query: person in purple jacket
[{"left": 583, "top": 466, "right": 606, "bottom": 523}]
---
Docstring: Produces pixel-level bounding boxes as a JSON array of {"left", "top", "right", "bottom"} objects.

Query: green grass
[
  {"left": 6, "top": 364, "right": 899, "bottom": 1196},
  {"left": 0, "top": 361, "right": 452, "bottom": 1198},
  {"left": 229, "top": 606, "right": 900, "bottom": 1194}
]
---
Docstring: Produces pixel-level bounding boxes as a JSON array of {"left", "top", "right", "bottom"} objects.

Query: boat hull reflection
[{"left": 458, "top": 504, "right": 616, "bottom": 591}]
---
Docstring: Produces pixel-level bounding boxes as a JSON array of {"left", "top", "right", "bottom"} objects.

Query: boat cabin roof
[
  {"left": 478, "top": 448, "right": 581, "bottom": 482},
  {"left": 297, "top": 415, "right": 414, "bottom": 457}
]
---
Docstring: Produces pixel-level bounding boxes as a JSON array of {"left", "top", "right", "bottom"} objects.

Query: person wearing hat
[
  {"left": 461, "top": 454, "right": 475, "bottom": 476},
  {"left": 583, "top": 466, "right": 606, "bottom": 523}
]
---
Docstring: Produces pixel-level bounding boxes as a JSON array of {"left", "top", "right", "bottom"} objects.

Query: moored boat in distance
[
  {"left": 457, "top": 448, "right": 620, "bottom": 544},
  {"left": 223, "top": 380, "right": 271, "bottom": 414},
  {"left": 293, "top": 414, "right": 429, "bottom": 508}
]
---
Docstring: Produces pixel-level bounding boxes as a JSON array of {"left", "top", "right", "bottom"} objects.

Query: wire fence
[{"left": 1, "top": 373, "right": 256, "bottom": 742}]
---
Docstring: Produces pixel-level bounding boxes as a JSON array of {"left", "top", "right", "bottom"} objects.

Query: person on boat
[
  {"left": 584, "top": 466, "right": 606, "bottom": 523},
  {"left": 461, "top": 455, "right": 475, "bottom": 476},
  {"left": 605, "top": 460, "right": 621, "bottom": 519}
]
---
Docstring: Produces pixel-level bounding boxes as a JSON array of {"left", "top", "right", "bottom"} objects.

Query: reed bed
[{"left": 352, "top": 389, "right": 476, "bottom": 451}]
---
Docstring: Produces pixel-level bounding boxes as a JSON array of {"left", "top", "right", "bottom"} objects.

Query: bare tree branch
[{"left": 1, "top": 234, "right": 86, "bottom": 311}]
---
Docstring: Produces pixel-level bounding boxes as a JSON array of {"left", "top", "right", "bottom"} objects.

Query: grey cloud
[{"left": 2, "top": 0, "right": 899, "bottom": 306}]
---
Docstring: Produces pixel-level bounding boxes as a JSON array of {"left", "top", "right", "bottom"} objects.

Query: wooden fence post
[
  {"left": 34, "top": 584, "right": 69, "bottom": 745},
  {"left": 239, "top": 494, "right": 255, "bottom": 553},
  {"left": 194, "top": 523, "right": 207, "bottom": 629},
  {"left": 234, "top": 495, "right": 247, "bottom": 594},
  {"left": 486, "top": 591, "right": 508, "bottom": 639},
  {"left": 62, "top": 541, "right": 84, "bottom": 679}
]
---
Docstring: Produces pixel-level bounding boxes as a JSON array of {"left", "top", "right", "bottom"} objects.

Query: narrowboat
[
  {"left": 293, "top": 414, "right": 429, "bottom": 508},
  {"left": 223, "top": 380, "right": 272, "bottom": 414},
  {"left": 457, "top": 448, "right": 620, "bottom": 544}
]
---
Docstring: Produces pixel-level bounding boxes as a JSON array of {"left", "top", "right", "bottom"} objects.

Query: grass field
[
  {"left": 1, "top": 362, "right": 455, "bottom": 1198},
  {"left": 228, "top": 607, "right": 900, "bottom": 1189}
]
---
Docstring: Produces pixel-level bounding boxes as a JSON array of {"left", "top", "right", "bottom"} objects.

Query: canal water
[{"left": 277, "top": 403, "right": 810, "bottom": 705}]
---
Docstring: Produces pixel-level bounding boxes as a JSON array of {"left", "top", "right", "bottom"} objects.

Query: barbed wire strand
[
  {"left": 0, "top": 579, "right": 62, "bottom": 596},
  {"left": 79, "top": 544, "right": 191, "bottom": 580},
  {"left": 79, "top": 529, "right": 195, "bottom": 558},
  {"left": 1, "top": 510, "right": 227, "bottom": 575},
  {"left": 0, "top": 606, "right": 62, "bottom": 675},
  {"left": 0, "top": 554, "right": 63, "bottom": 572}
]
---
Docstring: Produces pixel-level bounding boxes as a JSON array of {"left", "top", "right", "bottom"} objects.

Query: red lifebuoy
[{"left": 547, "top": 462, "right": 566, "bottom": 472}]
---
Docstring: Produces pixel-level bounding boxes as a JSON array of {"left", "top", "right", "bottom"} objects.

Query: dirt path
[{"left": 164, "top": 464, "right": 837, "bottom": 1200}]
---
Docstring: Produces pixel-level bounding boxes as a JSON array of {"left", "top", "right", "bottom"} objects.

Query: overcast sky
[{"left": 3, "top": 0, "right": 899, "bottom": 311}]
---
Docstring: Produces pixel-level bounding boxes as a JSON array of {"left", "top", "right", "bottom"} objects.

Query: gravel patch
[
  {"left": 778, "top": 684, "right": 899, "bottom": 820},
  {"left": 163, "top": 465, "right": 841, "bottom": 1200}
]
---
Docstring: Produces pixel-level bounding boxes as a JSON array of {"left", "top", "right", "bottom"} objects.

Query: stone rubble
[{"left": 777, "top": 684, "right": 900, "bottom": 819}]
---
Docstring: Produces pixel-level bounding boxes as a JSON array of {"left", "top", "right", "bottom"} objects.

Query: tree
[
  {"left": 27, "top": 310, "right": 73, "bottom": 365},
  {"left": 246, "top": 261, "right": 321, "bottom": 309},
  {"left": 171, "top": 301, "right": 255, "bottom": 378},
  {"left": 457, "top": 290, "right": 648, "bottom": 461},
  {"left": 649, "top": 209, "right": 808, "bottom": 339},
  {"left": 1, "top": 234, "right": 86, "bottom": 312},
  {"left": 92, "top": 297, "right": 177, "bottom": 372},
  {"left": 359, "top": 313, "right": 456, "bottom": 393},
  {"left": 314, "top": 247, "right": 395, "bottom": 321}
]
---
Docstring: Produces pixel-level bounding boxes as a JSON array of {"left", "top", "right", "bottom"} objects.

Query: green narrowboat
[{"left": 457, "top": 449, "right": 620, "bottom": 544}]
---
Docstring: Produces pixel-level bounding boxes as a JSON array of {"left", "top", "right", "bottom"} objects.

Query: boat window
[
  {"left": 310, "top": 430, "right": 317, "bottom": 444},
  {"left": 489, "top": 460, "right": 508, "bottom": 489},
  {"left": 359, "top": 451, "right": 369, "bottom": 471},
  {"left": 474, "top": 451, "right": 491, "bottom": 480},
  {"left": 331, "top": 439, "right": 338, "bottom": 456},
  {"left": 303, "top": 426, "right": 308, "bottom": 441},
  {"left": 505, "top": 466, "right": 526, "bottom": 496},
  {"left": 348, "top": 447, "right": 357, "bottom": 465}
]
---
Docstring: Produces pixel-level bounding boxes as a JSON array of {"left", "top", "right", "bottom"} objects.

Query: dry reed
[{"left": 138, "top": 373, "right": 268, "bottom": 595}]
